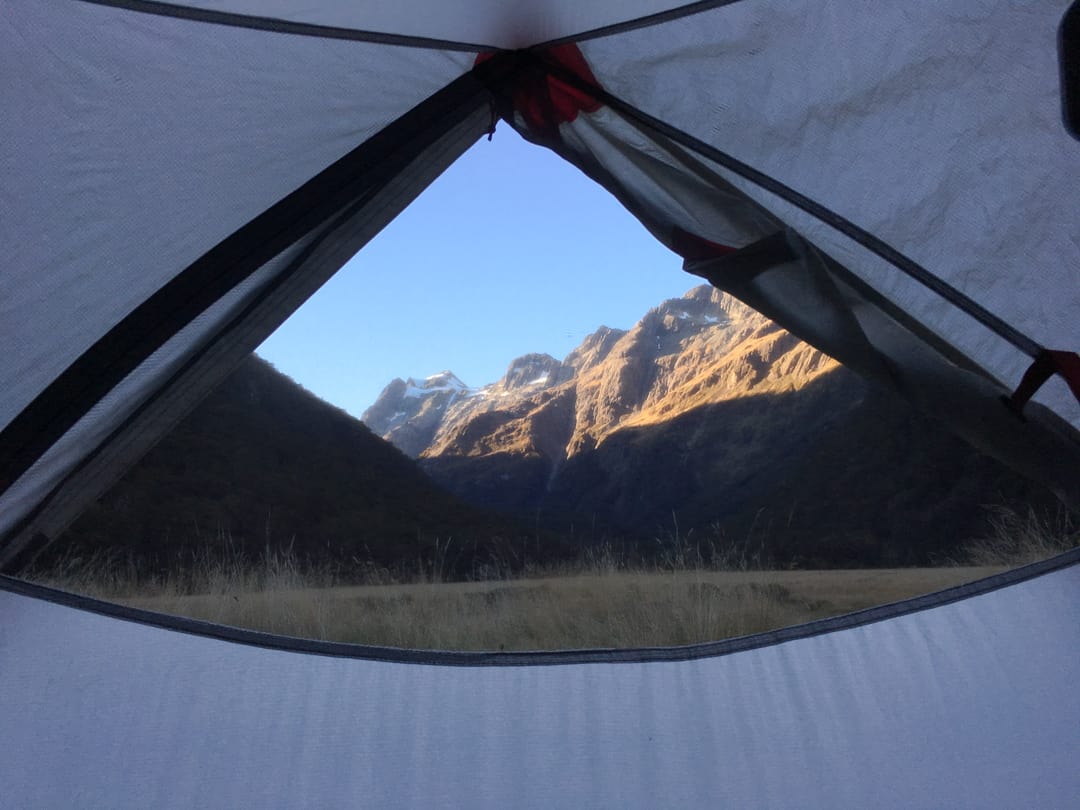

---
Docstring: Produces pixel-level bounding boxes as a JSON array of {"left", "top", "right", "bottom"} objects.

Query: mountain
[
  {"left": 362, "top": 371, "right": 473, "bottom": 458},
  {"left": 366, "top": 288, "right": 834, "bottom": 459},
  {"left": 49, "top": 357, "right": 527, "bottom": 575},
  {"left": 366, "top": 286, "right": 1057, "bottom": 565}
]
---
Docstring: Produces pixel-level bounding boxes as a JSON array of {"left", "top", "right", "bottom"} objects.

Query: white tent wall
[
  {"left": 0, "top": 103, "right": 492, "bottom": 567},
  {"left": 576, "top": 0, "right": 1080, "bottom": 425},
  {"left": 0, "top": 94, "right": 498, "bottom": 567},
  {"left": 2, "top": 551, "right": 1079, "bottom": 808},
  {"left": 0, "top": 0, "right": 475, "bottom": 432},
  {"left": 2, "top": 0, "right": 1078, "bottom": 557},
  {"left": 140, "top": 0, "right": 702, "bottom": 50},
  {"left": 0, "top": 2, "right": 510, "bottom": 560}
]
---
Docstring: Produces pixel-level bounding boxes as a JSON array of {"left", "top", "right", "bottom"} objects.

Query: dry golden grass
[
  {"left": 111, "top": 566, "right": 1005, "bottom": 651},
  {"left": 31, "top": 507, "right": 1074, "bottom": 652}
]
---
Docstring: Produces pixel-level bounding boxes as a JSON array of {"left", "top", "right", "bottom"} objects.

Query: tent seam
[
  {"left": 74, "top": 0, "right": 501, "bottom": 53},
  {"left": 533, "top": 0, "right": 749, "bottom": 49}
]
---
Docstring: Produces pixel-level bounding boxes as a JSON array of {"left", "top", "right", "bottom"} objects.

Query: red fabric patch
[
  {"left": 477, "top": 45, "right": 602, "bottom": 140},
  {"left": 1009, "top": 349, "right": 1080, "bottom": 412},
  {"left": 1046, "top": 350, "right": 1080, "bottom": 404},
  {"left": 670, "top": 226, "right": 736, "bottom": 261}
]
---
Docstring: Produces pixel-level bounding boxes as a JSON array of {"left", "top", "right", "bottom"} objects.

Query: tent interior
[{"left": 2, "top": 0, "right": 1079, "bottom": 806}]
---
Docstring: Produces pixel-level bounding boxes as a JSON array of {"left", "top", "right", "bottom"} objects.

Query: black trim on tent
[
  {"left": 0, "top": 227, "right": 340, "bottom": 572},
  {"left": 3, "top": 547, "right": 1077, "bottom": 667},
  {"left": 0, "top": 53, "right": 527, "bottom": 498},
  {"left": 77, "top": 0, "right": 498, "bottom": 53},
  {"left": 536, "top": 56, "right": 1044, "bottom": 361},
  {"left": 1063, "top": 0, "right": 1080, "bottom": 139},
  {"left": 0, "top": 100, "right": 483, "bottom": 570},
  {"left": 537, "top": 0, "right": 748, "bottom": 49}
]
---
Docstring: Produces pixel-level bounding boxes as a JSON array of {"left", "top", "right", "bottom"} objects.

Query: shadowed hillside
[{"left": 49, "top": 357, "right": 536, "bottom": 576}]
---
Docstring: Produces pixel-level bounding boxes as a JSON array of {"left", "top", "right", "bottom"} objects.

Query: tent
[
  {"left": 2, "top": 1, "right": 1078, "bottom": 805},
  {"left": 2, "top": 553, "right": 1078, "bottom": 807}
]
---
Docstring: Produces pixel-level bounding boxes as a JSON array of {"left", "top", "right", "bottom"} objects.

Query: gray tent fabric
[
  {"left": 2, "top": 2, "right": 1080, "bottom": 805},
  {"left": 579, "top": 1, "right": 1080, "bottom": 424},
  {"left": 2, "top": 3, "right": 1080, "bottom": 807},
  {"left": 1, "top": 0, "right": 474, "bottom": 429},
  {"left": 2, "top": 0, "right": 1079, "bottom": 554},
  {"left": 0, "top": 93, "right": 493, "bottom": 566},
  {"left": 2, "top": 551, "right": 1079, "bottom": 808}
]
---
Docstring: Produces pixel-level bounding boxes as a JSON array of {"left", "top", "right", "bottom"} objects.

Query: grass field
[
  {"left": 29, "top": 507, "right": 1074, "bottom": 651},
  {"left": 61, "top": 565, "right": 1006, "bottom": 651}
]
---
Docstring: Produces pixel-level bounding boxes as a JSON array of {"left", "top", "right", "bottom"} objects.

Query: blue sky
[{"left": 257, "top": 126, "right": 697, "bottom": 418}]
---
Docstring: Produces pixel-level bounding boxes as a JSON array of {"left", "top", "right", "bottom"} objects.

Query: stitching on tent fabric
[
  {"left": 76, "top": 0, "right": 499, "bottom": 52},
  {"left": 3, "top": 546, "right": 1077, "bottom": 667}
]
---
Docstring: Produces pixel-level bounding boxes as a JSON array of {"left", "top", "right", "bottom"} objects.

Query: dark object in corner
[{"left": 1063, "top": 1, "right": 1080, "bottom": 139}]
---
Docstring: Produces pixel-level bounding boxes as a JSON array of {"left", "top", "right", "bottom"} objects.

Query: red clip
[{"left": 1006, "top": 349, "right": 1080, "bottom": 417}]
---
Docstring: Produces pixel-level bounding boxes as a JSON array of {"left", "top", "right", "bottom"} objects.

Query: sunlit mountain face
[
  {"left": 365, "top": 286, "right": 837, "bottom": 460},
  {"left": 367, "top": 286, "right": 1057, "bottom": 566}
]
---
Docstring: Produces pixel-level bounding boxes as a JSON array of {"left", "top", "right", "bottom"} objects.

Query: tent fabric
[
  {"left": 2, "top": 3, "right": 1079, "bottom": 803},
  {"left": 0, "top": 103, "right": 493, "bottom": 568},
  {"left": 2, "top": 0, "right": 1079, "bottom": 555},
  {"left": 576, "top": 1, "right": 1080, "bottom": 424},
  {"left": 1, "top": 0, "right": 474, "bottom": 431},
  {"left": 121, "top": 0, "right": 706, "bottom": 51},
  {"left": 2, "top": 551, "right": 1079, "bottom": 808}
]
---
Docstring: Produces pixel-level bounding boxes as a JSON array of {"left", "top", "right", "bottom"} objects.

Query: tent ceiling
[
  {"left": 118, "top": 0, "right": 704, "bottom": 50},
  {"left": 2, "top": 0, "right": 1077, "bottom": 559}
]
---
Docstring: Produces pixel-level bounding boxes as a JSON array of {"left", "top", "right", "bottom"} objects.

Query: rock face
[
  {"left": 364, "top": 285, "right": 1056, "bottom": 566},
  {"left": 367, "top": 286, "right": 837, "bottom": 465},
  {"left": 361, "top": 371, "right": 472, "bottom": 458},
  {"left": 365, "top": 284, "right": 843, "bottom": 529}
]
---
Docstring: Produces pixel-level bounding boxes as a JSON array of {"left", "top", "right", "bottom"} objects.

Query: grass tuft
[{"left": 960, "top": 506, "right": 1077, "bottom": 567}]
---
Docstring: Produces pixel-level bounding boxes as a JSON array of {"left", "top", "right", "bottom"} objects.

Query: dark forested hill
[{"left": 51, "top": 356, "right": 531, "bottom": 575}]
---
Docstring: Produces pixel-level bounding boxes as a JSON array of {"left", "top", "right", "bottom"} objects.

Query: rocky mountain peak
[
  {"left": 648, "top": 285, "right": 759, "bottom": 333},
  {"left": 366, "top": 284, "right": 839, "bottom": 463},
  {"left": 563, "top": 326, "right": 626, "bottom": 373},
  {"left": 405, "top": 370, "right": 469, "bottom": 395},
  {"left": 362, "top": 370, "right": 474, "bottom": 458},
  {"left": 501, "top": 353, "right": 563, "bottom": 392}
]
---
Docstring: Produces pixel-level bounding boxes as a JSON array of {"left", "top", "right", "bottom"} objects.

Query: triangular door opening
[
  {"left": 3, "top": 5, "right": 1079, "bottom": 806},
  {"left": 17, "top": 131, "right": 1074, "bottom": 653}
]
